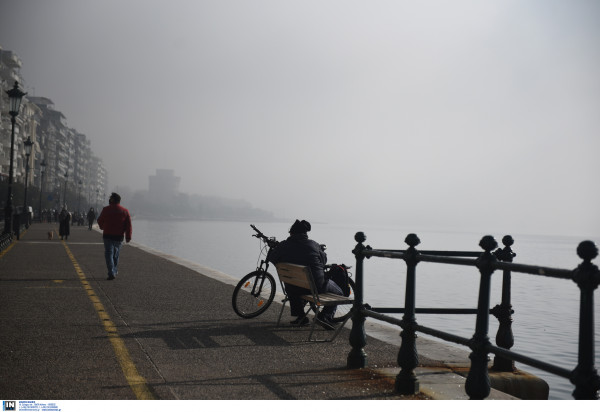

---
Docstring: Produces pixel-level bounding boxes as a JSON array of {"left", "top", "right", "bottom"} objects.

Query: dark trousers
[{"left": 284, "top": 280, "right": 343, "bottom": 320}]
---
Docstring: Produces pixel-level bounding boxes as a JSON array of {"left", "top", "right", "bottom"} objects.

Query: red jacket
[{"left": 98, "top": 203, "right": 132, "bottom": 242}]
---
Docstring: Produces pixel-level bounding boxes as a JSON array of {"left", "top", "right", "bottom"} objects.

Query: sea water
[{"left": 129, "top": 219, "right": 600, "bottom": 400}]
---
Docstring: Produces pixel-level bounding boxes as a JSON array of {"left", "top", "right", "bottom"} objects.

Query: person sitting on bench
[{"left": 268, "top": 219, "right": 343, "bottom": 330}]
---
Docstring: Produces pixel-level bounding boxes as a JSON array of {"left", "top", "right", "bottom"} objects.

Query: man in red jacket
[{"left": 97, "top": 192, "right": 132, "bottom": 280}]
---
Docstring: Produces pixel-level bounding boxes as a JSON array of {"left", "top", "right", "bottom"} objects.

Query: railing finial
[
  {"left": 479, "top": 235, "right": 498, "bottom": 252},
  {"left": 355, "top": 231, "right": 366, "bottom": 243},
  {"left": 577, "top": 240, "right": 598, "bottom": 263},
  {"left": 405, "top": 233, "right": 420, "bottom": 248},
  {"left": 502, "top": 235, "right": 514, "bottom": 247}
]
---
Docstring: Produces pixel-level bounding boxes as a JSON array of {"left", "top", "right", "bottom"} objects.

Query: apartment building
[
  {"left": 0, "top": 47, "right": 25, "bottom": 183},
  {"left": 1, "top": 46, "right": 107, "bottom": 212}
]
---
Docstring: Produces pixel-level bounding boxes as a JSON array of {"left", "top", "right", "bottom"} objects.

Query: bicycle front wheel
[{"left": 232, "top": 270, "right": 276, "bottom": 318}]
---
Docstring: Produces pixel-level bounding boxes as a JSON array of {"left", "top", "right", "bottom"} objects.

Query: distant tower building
[{"left": 148, "top": 169, "right": 180, "bottom": 205}]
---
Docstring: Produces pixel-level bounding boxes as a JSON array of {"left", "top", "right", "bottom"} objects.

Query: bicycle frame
[
  {"left": 248, "top": 265, "right": 272, "bottom": 298},
  {"left": 248, "top": 225, "right": 278, "bottom": 297}
]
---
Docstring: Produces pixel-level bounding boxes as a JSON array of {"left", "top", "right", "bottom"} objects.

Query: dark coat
[
  {"left": 59, "top": 210, "right": 71, "bottom": 237},
  {"left": 268, "top": 233, "right": 328, "bottom": 291}
]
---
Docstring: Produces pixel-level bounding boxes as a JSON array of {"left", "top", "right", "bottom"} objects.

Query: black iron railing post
[
  {"left": 570, "top": 240, "right": 600, "bottom": 400},
  {"left": 466, "top": 235, "right": 498, "bottom": 400},
  {"left": 13, "top": 213, "right": 21, "bottom": 240},
  {"left": 491, "top": 235, "right": 516, "bottom": 372},
  {"left": 395, "top": 233, "right": 421, "bottom": 394},
  {"left": 347, "top": 232, "right": 369, "bottom": 369}
]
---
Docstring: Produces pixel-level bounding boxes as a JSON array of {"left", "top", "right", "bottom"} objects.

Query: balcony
[{"left": 1, "top": 50, "right": 23, "bottom": 69}]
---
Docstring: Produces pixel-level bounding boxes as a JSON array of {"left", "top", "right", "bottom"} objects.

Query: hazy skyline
[{"left": 1, "top": 0, "right": 599, "bottom": 237}]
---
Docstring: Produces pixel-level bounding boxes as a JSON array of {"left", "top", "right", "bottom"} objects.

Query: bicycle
[{"left": 231, "top": 224, "right": 355, "bottom": 323}]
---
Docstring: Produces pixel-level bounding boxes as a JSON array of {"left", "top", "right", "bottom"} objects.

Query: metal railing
[
  {"left": 0, "top": 212, "right": 31, "bottom": 251},
  {"left": 0, "top": 231, "right": 12, "bottom": 252},
  {"left": 346, "top": 232, "right": 599, "bottom": 400}
]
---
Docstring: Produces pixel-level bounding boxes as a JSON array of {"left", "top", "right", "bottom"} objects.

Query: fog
[{"left": 1, "top": 0, "right": 599, "bottom": 237}]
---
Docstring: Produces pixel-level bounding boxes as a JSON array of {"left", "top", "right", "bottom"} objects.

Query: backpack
[{"left": 326, "top": 264, "right": 351, "bottom": 297}]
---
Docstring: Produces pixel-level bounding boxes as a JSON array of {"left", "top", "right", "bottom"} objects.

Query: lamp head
[
  {"left": 24, "top": 136, "right": 33, "bottom": 156},
  {"left": 6, "top": 81, "right": 27, "bottom": 116}
]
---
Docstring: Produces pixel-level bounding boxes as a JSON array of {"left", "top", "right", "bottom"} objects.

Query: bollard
[
  {"left": 570, "top": 240, "right": 600, "bottom": 400},
  {"left": 466, "top": 235, "right": 498, "bottom": 400},
  {"left": 347, "top": 232, "right": 368, "bottom": 369},
  {"left": 395, "top": 233, "right": 421, "bottom": 394},
  {"left": 491, "top": 235, "right": 516, "bottom": 372}
]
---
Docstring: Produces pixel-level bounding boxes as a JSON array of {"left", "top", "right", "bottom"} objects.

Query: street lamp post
[
  {"left": 77, "top": 180, "right": 82, "bottom": 216},
  {"left": 39, "top": 159, "right": 47, "bottom": 222},
  {"left": 63, "top": 171, "right": 69, "bottom": 209},
  {"left": 23, "top": 136, "right": 33, "bottom": 228},
  {"left": 3, "top": 81, "right": 27, "bottom": 236},
  {"left": 57, "top": 175, "right": 61, "bottom": 209}
]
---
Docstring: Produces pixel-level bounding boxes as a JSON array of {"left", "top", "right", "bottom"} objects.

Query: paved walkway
[{"left": 0, "top": 222, "right": 518, "bottom": 400}]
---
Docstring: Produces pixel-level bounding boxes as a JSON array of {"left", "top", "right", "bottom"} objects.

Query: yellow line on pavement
[{"left": 61, "top": 240, "right": 156, "bottom": 400}]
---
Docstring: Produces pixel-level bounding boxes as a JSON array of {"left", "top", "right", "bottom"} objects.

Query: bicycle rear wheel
[
  {"left": 331, "top": 278, "right": 356, "bottom": 323},
  {"left": 232, "top": 270, "right": 276, "bottom": 318}
]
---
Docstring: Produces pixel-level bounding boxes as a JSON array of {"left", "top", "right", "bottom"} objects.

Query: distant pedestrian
[
  {"left": 87, "top": 208, "right": 96, "bottom": 230},
  {"left": 58, "top": 207, "right": 71, "bottom": 240},
  {"left": 97, "top": 193, "right": 132, "bottom": 281}
]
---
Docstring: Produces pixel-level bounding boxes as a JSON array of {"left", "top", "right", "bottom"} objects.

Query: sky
[{"left": 1, "top": 0, "right": 599, "bottom": 237}]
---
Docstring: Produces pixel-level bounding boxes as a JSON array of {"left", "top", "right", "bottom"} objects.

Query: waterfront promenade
[{"left": 0, "top": 222, "right": 518, "bottom": 400}]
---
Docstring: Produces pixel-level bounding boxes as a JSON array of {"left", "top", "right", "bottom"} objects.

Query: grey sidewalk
[{"left": 0, "top": 222, "right": 519, "bottom": 400}]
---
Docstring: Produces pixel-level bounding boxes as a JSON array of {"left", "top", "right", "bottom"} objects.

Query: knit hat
[{"left": 289, "top": 219, "right": 311, "bottom": 234}]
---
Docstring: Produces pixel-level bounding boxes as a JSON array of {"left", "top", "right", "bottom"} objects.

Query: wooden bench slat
[
  {"left": 275, "top": 263, "right": 312, "bottom": 289},
  {"left": 275, "top": 262, "right": 354, "bottom": 307},
  {"left": 275, "top": 262, "right": 354, "bottom": 342},
  {"left": 301, "top": 293, "right": 353, "bottom": 305}
]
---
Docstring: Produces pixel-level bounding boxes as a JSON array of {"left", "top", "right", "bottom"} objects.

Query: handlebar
[
  {"left": 250, "top": 225, "right": 350, "bottom": 269},
  {"left": 250, "top": 224, "right": 263, "bottom": 237},
  {"left": 250, "top": 224, "right": 278, "bottom": 248}
]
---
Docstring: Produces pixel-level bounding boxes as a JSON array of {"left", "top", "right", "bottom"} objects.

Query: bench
[{"left": 274, "top": 262, "right": 354, "bottom": 342}]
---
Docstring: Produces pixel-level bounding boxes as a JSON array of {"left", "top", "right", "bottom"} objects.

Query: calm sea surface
[{"left": 130, "top": 219, "right": 599, "bottom": 400}]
